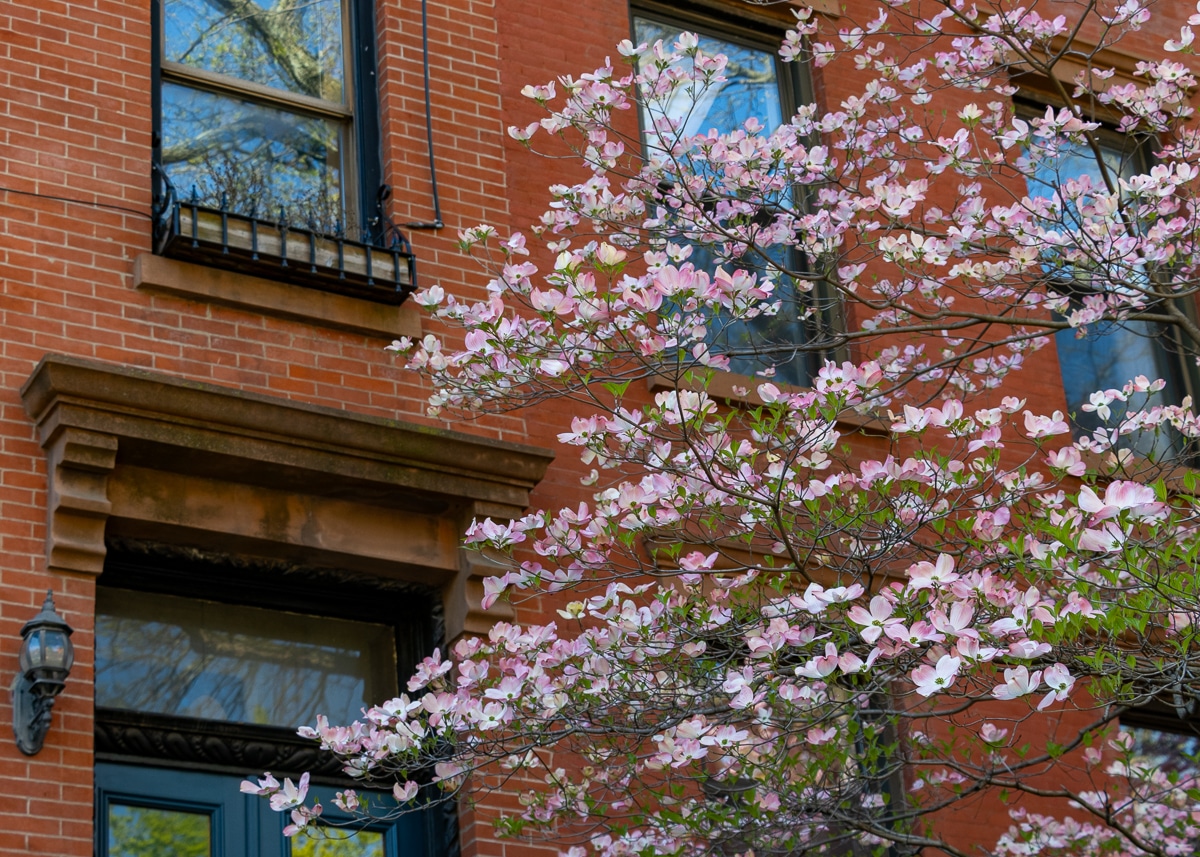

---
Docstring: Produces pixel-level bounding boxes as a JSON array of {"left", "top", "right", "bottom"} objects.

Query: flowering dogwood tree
[{"left": 247, "top": 1, "right": 1200, "bottom": 855}]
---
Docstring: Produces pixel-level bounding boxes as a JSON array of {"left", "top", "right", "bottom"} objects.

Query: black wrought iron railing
[{"left": 152, "top": 165, "right": 417, "bottom": 305}]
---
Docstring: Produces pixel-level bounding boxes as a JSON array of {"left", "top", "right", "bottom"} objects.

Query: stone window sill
[
  {"left": 134, "top": 253, "right": 422, "bottom": 340},
  {"left": 648, "top": 368, "right": 891, "bottom": 434}
]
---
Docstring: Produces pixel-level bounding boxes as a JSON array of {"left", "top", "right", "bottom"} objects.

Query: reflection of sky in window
[
  {"left": 160, "top": 0, "right": 350, "bottom": 221},
  {"left": 634, "top": 20, "right": 783, "bottom": 142},
  {"left": 1026, "top": 133, "right": 1182, "bottom": 457},
  {"left": 164, "top": 0, "right": 344, "bottom": 102},
  {"left": 96, "top": 590, "right": 396, "bottom": 728},
  {"left": 632, "top": 19, "right": 809, "bottom": 386},
  {"left": 161, "top": 83, "right": 344, "bottom": 218},
  {"left": 1027, "top": 139, "right": 1132, "bottom": 198}
]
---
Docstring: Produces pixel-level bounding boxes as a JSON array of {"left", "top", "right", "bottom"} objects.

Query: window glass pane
[
  {"left": 1120, "top": 724, "right": 1200, "bottom": 779},
  {"left": 96, "top": 589, "right": 396, "bottom": 727},
  {"left": 633, "top": 18, "right": 783, "bottom": 140},
  {"left": 164, "top": 0, "right": 345, "bottom": 102},
  {"left": 162, "top": 83, "right": 346, "bottom": 222},
  {"left": 108, "top": 804, "right": 212, "bottom": 857},
  {"left": 1025, "top": 131, "right": 1184, "bottom": 456},
  {"left": 1057, "top": 320, "right": 1180, "bottom": 457},
  {"left": 1026, "top": 139, "right": 1135, "bottom": 196},
  {"left": 633, "top": 18, "right": 807, "bottom": 386},
  {"left": 685, "top": 244, "right": 810, "bottom": 386},
  {"left": 291, "top": 828, "right": 385, "bottom": 857}
]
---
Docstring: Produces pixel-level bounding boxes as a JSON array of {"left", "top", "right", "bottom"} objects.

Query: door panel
[{"left": 98, "top": 764, "right": 249, "bottom": 857}]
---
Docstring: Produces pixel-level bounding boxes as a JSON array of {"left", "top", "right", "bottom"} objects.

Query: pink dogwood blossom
[{"left": 254, "top": 5, "right": 1200, "bottom": 856}]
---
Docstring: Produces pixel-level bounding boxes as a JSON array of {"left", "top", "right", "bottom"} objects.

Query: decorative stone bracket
[
  {"left": 43, "top": 427, "right": 118, "bottom": 577},
  {"left": 22, "top": 354, "right": 554, "bottom": 641}
]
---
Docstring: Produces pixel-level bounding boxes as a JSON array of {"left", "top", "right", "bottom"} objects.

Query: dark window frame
[
  {"left": 93, "top": 543, "right": 455, "bottom": 857},
  {"left": 149, "top": 0, "right": 414, "bottom": 304},
  {"left": 94, "top": 542, "right": 440, "bottom": 785},
  {"left": 628, "top": 1, "right": 842, "bottom": 388}
]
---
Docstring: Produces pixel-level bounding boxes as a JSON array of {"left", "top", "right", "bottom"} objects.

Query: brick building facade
[{"left": 0, "top": 0, "right": 1194, "bottom": 855}]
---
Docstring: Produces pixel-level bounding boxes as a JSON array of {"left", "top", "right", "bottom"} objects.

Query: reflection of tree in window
[
  {"left": 95, "top": 590, "right": 396, "bottom": 727},
  {"left": 164, "top": 0, "right": 343, "bottom": 98},
  {"left": 634, "top": 17, "right": 812, "bottom": 387},
  {"left": 158, "top": 0, "right": 353, "bottom": 226},
  {"left": 1055, "top": 318, "right": 1183, "bottom": 457},
  {"left": 1121, "top": 724, "right": 1200, "bottom": 780},
  {"left": 162, "top": 86, "right": 345, "bottom": 223},
  {"left": 108, "top": 805, "right": 211, "bottom": 857},
  {"left": 290, "top": 828, "right": 385, "bottom": 857},
  {"left": 633, "top": 20, "right": 783, "bottom": 140},
  {"left": 1024, "top": 125, "right": 1187, "bottom": 458}
]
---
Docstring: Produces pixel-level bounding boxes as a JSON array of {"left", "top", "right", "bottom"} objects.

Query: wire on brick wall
[
  {"left": 403, "top": 0, "right": 445, "bottom": 230},
  {"left": 0, "top": 185, "right": 153, "bottom": 221}
]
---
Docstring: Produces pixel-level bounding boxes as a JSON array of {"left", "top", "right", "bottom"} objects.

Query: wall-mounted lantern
[{"left": 12, "top": 591, "right": 74, "bottom": 755}]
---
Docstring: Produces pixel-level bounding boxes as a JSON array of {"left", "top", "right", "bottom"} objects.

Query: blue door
[{"left": 97, "top": 763, "right": 429, "bottom": 857}]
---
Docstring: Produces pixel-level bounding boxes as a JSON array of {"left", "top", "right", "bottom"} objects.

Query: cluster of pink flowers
[
  {"left": 268, "top": 2, "right": 1200, "bottom": 855},
  {"left": 249, "top": 359, "right": 1200, "bottom": 851}
]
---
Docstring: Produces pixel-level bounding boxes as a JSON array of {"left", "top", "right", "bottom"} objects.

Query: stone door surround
[{"left": 21, "top": 354, "right": 554, "bottom": 639}]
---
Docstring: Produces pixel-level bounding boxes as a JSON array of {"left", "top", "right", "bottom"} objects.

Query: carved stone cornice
[
  {"left": 20, "top": 355, "right": 554, "bottom": 596},
  {"left": 94, "top": 708, "right": 346, "bottom": 779},
  {"left": 22, "top": 354, "right": 553, "bottom": 515}
]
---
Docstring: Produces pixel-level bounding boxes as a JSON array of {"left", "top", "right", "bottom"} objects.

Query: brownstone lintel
[
  {"left": 22, "top": 354, "right": 554, "bottom": 514},
  {"left": 21, "top": 355, "right": 554, "bottom": 602}
]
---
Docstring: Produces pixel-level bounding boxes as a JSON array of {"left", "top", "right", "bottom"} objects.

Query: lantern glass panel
[
  {"left": 18, "top": 631, "right": 40, "bottom": 674},
  {"left": 41, "top": 629, "right": 72, "bottom": 671}
]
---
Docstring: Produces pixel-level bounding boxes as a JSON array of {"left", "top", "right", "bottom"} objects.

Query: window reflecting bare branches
[
  {"left": 96, "top": 589, "right": 396, "bottom": 728},
  {"left": 158, "top": 0, "right": 353, "bottom": 222},
  {"left": 165, "top": 0, "right": 345, "bottom": 101},
  {"left": 633, "top": 16, "right": 812, "bottom": 387},
  {"left": 162, "top": 83, "right": 345, "bottom": 223}
]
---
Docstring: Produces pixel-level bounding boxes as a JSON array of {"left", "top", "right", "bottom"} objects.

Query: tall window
[
  {"left": 1023, "top": 119, "right": 1192, "bottom": 458},
  {"left": 633, "top": 8, "right": 818, "bottom": 387},
  {"left": 153, "top": 0, "right": 379, "bottom": 228}
]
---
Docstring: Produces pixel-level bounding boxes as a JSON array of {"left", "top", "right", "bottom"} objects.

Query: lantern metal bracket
[
  {"left": 11, "top": 591, "right": 74, "bottom": 756},
  {"left": 12, "top": 672, "right": 58, "bottom": 756}
]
